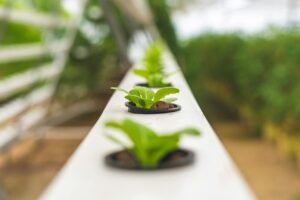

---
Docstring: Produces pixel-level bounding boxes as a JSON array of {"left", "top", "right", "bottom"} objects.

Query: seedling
[
  {"left": 111, "top": 86, "right": 179, "bottom": 109},
  {"left": 105, "top": 118, "right": 201, "bottom": 167},
  {"left": 133, "top": 42, "right": 169, "bottom": 87}
]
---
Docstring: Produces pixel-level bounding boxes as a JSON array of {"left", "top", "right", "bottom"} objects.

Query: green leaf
[
  {"left": 120, "top": 119, "right": 158, "bottom": 165},
  {"left": 133, "top": 86, "right": 155, "bottom": 100},
  {"left": 148, "top": 73, "right": 165, "bottom": 87},
  {"left": 112, "top": 85, "right": 179, "bottom": 109},
  {"left": 147, "top": 134, "right": 179, "bottom": 150},
  {"left": 106, "top": 119, "right": 155, "bottom": 148},
  {"left": 111, "top": 87, "right": 129, "bottom": 94},
  {"left": 105, "top": 121, "right": 123, "bottom": 129},
  {"left": 133, "top": 42, "right": 166, "bottom": 87},
  {"left": 128, "top": 88, "right": 140, "bottom": 96},
  {"left": 153, "top": 87, "right": 180, "bottom": 102},
  {"left": 125, "top": 86, "right": 155, "bottom": 108},
  {"left": 138, "top": 98, "right": 153, "bottom": 109},
  {"left": 133, "top": 69, "right": 149, "bottom": 79},
  {"left": 105, "top": 118, "right": 200, "bottom": 168},
  {"left": 125, "top": 95, "right": 143, "bottom": 107},
  {"left": 146, "top": 141, "right": 178, "bottom": 167},
  {"left": 143, "top": 43, "right": 164, "bottom": 73},
  {"left": 166, "top": 128, "right": 201, "bottom": 137},
  {"left": 112, "top": 86, "right": 155, "bottom": 108}
]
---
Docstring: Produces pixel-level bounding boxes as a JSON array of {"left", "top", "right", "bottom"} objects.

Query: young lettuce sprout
[
  {"left": 133, "top": 42, "right": 168, "bottom": 87},
  {"left": 111, "top": 86, "right": 179, "bottom": 109},
  {"left": 105, "top": 118, "right": 201, "bottom": 167}
]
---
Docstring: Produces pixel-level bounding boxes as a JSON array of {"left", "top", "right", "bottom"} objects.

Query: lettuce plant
[
  {"left": 133, "top": 42, "right": 168, "bottom": 87},
  {"left": 105, "top": 118, "right": 201, "bottom": 167},
  {"left": 111, "top": 86, "right": 179, "bottom": 109}
]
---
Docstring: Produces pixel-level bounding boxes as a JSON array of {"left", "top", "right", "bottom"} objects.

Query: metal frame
[{"left": 0, "top": 0, "right": 87, "bottom": 150}]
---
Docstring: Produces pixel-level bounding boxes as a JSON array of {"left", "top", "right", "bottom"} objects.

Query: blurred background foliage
[
  {"left": 57, "top": 0, "right": 136, "bottom": 102},
  {"left": 181, "top": 31, "right": 300, "bottom": 137},
  {"left": 0, "top": 0, "right": 138, "bottom": 104},
  {"left": 0, "top": 23, "right": 42, "bottom": 45},
  {"left": 0, "top": 0, "right": 65, "bottom": 107},
  {"left": 0, "top": 0, "right": 66, "bottom": 76},
  {"left": 0, "top": 0, "right": 65, "bottom": 13}
]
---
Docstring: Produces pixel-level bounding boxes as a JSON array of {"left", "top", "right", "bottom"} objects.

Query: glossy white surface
[{"left": 41, "top": 52, "right": 256, "bottom": 200}]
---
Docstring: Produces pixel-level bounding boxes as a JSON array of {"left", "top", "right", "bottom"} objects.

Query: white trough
[{"left": 41, "top": 47, "right": 256, "bottom": 200}]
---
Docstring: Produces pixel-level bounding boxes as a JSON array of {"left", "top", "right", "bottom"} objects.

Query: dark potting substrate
[
  {"left": 105, "top": 149, "right": 195, "bottom": 170},
  {"left": 135, "top": 83, "right": 172, "bottom": 88},
  {"left": 125, "top": 101, "right": 181, "bottom": 114}
]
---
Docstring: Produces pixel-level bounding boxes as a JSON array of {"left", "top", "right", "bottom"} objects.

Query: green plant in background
[
  {"left": 181, "top": 33, "right": 245, "bottom": 121},
  {"left": 57, "top": 0, "right": 138, "bottom": 102},
  {"left": 111, "top": 86, "right": 179, "bottom": 109},
  {"left": 0, "top": 57, "right": 52, "bottom": 79},
  {"left": 0, "top": 0, "right": 66, "bottom": 105},
  {"left": 0, "top": 23, "right": 43, "bottom": 45},
  {"left": 133, "top": 42, "right": 170, "bottom": 87},
  {"left": 181, "top": 29, "right": 300, "bottom": 137},
  {"left": 105, "top": 118, "right": 200, "bottom": 167},
  {"left": 0, "top": 0, "right": 67, "bottom": 45},
  {"left": 2, "top": 0, "right": 66, "bottom": 14}
]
